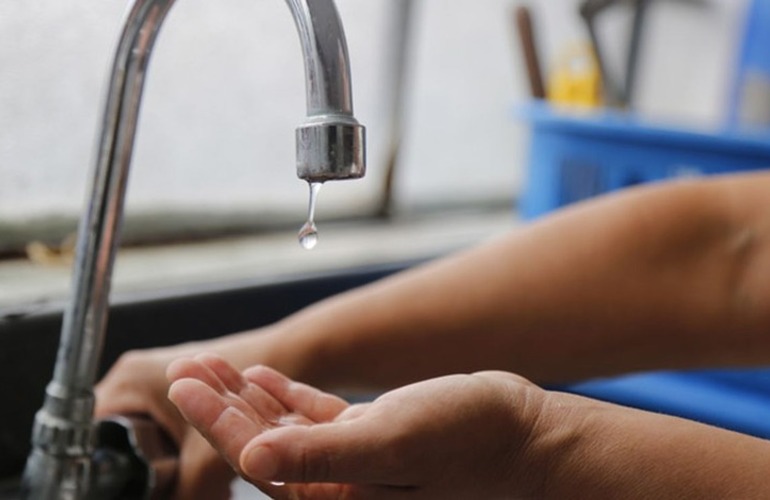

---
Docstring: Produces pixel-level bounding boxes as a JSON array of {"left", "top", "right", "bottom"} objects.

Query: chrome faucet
[{"left": 21, "top": 0, "right": 365, "bottom": 498}]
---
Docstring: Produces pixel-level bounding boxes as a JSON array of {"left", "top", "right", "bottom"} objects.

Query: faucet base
[
  {"left": 21, "top": 384, "right": 95, "bottom": 500},
  {"left": 21, "top": 448, "right": 92, "bottom": 500}
]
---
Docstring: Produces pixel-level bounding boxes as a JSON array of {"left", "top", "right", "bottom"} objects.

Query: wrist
[
  {"left": 533, "top": 390, "right": 770, "bottom": 499},
  {"left": 495, "top": 382, "right": 591, "bottom": 498}
]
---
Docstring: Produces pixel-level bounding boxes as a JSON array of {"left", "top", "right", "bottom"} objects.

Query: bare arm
[
  {"left": 538, "top": 387, "right": 770, "bottom": 499},
  {"left": 218, "top": 172, "right": 770, "bottom": 389},
  {"left": 97, "top": 171, "right": 770, "bottom": 498},
  {"left": 166, "top": 355, "right": 770, "bottom": 499}
]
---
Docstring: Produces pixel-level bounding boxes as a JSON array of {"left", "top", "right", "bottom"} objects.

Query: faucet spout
[
  {"left": 21, "top": 1, "right": 364, "bottom": 498},
  {"left": 287, "top": 0, "right": 366, "bottom": 181}
]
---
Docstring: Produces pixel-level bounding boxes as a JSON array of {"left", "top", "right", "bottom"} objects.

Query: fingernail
[{"left": 242, "top": 445, "right": 278, "bottom": 479}]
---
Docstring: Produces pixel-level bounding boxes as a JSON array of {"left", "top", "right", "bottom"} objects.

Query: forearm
[
  {"left": 538, "top": 391, "right": 770, "bottom": 499},
  {"left": 215, "top": 173, "right": 770, "bottom": 389}
]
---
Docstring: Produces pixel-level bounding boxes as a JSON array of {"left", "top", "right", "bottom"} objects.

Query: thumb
[{"left": 239, "top": 421, "right": 413, "bottom": 487}]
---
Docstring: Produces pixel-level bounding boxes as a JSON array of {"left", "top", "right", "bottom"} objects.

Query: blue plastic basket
[
  {"left": 561, "top": 368, "right": 770, "bottom": 439},
  {"left": 729, "top": 0, "right": 770, "bottom": 126},
  {"left": 517, "top": 103, "right": 770, "bottom": 438},
  {"left": 519, "top": 102, "right": 770, "bottom": 218}
]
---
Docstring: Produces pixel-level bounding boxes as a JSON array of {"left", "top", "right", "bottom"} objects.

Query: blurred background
[
  {"left": 3, "top": 1, "right": 770, "bottom": 495},
  {"left": 0, "top": 0, "right": 764, "bottom": 304}
]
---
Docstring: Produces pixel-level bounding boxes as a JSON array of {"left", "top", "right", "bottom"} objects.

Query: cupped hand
[
  {"left": 95, "top": 347, "right": 236, "bottom": 500},
  {"left": 167, "top": 354, "right": 552, "bottom": 499}
]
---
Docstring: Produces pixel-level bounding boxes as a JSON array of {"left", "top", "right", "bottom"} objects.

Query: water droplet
[
  {"left": 298, "top": 221, "right": 318, "bottom": 249},
  {"left": 270, "top": 481, "right": 285, "bottom": 487},
  {"left": 298, "top": 182, "right": 322, "bottom": 250}
]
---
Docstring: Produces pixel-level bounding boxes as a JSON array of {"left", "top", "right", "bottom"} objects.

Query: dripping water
[{"left": 298, "top": 182, "right": 321, "bottom": 249}]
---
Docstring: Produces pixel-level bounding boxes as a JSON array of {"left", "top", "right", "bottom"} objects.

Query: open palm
[{"left": 167, "top": 354, "right": 547, "bottom": 499}]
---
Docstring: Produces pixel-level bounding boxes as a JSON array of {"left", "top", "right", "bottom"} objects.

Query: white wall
[{"left": 0, "top": 0, "right": 750, "bottom": 225}]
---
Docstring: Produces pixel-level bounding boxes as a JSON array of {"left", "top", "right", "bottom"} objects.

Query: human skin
[
  {"left": 166, "top": 354, "right": 770, "bottom": 499},
  {"left": 96, "top": 172, "right": 770, "bottom": 498}
]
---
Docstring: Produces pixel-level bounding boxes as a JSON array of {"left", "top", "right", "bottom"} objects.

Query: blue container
[
  {"left": 519, "top": 102, "right": 770, "bottom": 218},
  {"left": 563, "top": 368, "right": 770, "bottom": 439},
  {"left": 729, "top": 0, "right": 770, "bottom": 127},
  {"left": 735, "top": 0, "right": 770, "bottom": 78},
  {"left": 518, "top": 103, "right": 770, "bottom": 438}
]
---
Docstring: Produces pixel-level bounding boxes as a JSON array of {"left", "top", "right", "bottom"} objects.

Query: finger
[
  {"left": 168, "top": 378, "right": 261, "bottom": 470},
  {"left": 167, "top": 357, "right": 228, "bottom": 395},
  {"left": 333, "top": 402, "right": 371, "bottom": 422},
  {"left": 238, "top": 421, "right": 414, "bottom": 486},
  {"left": 244, "top": 365, "right": 348, "bottom": 423},
  {"left": 200, "top": 356, "right": 290, "bottom": 422},
  {"left": 195, "top": 353, "right": 245, "bottom": 394},
  {"left": 168, "top": 357, "right": 282, "bottom": 434},
  {"left": 170, "top": 357, "right": 288, "bottom": 425}
]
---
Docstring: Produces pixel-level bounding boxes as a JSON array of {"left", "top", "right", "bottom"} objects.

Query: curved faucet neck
[{"left": 286, "top": 0, "right": 354, "bottom": 116}]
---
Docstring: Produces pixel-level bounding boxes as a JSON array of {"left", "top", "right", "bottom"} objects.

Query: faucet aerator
[{"left": 296, "top": 118, "right": 366, "bottom": 182}]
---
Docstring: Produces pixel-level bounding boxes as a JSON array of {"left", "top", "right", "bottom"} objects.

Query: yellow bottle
[{"left": 547, "top": 43, "right": 603, "bottom": 109}]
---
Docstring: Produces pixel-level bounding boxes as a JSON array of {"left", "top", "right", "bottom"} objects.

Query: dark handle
[
  {"left": 93, "top": 416, "right": 179, "bottom": 500},
  {"left": 514, "top": 5, "right": 546, "bottom": 100}
]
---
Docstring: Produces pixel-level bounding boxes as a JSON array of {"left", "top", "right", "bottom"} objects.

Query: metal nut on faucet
[{"left": 296, "top": 116, "right": 366, "bottom": 182}]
